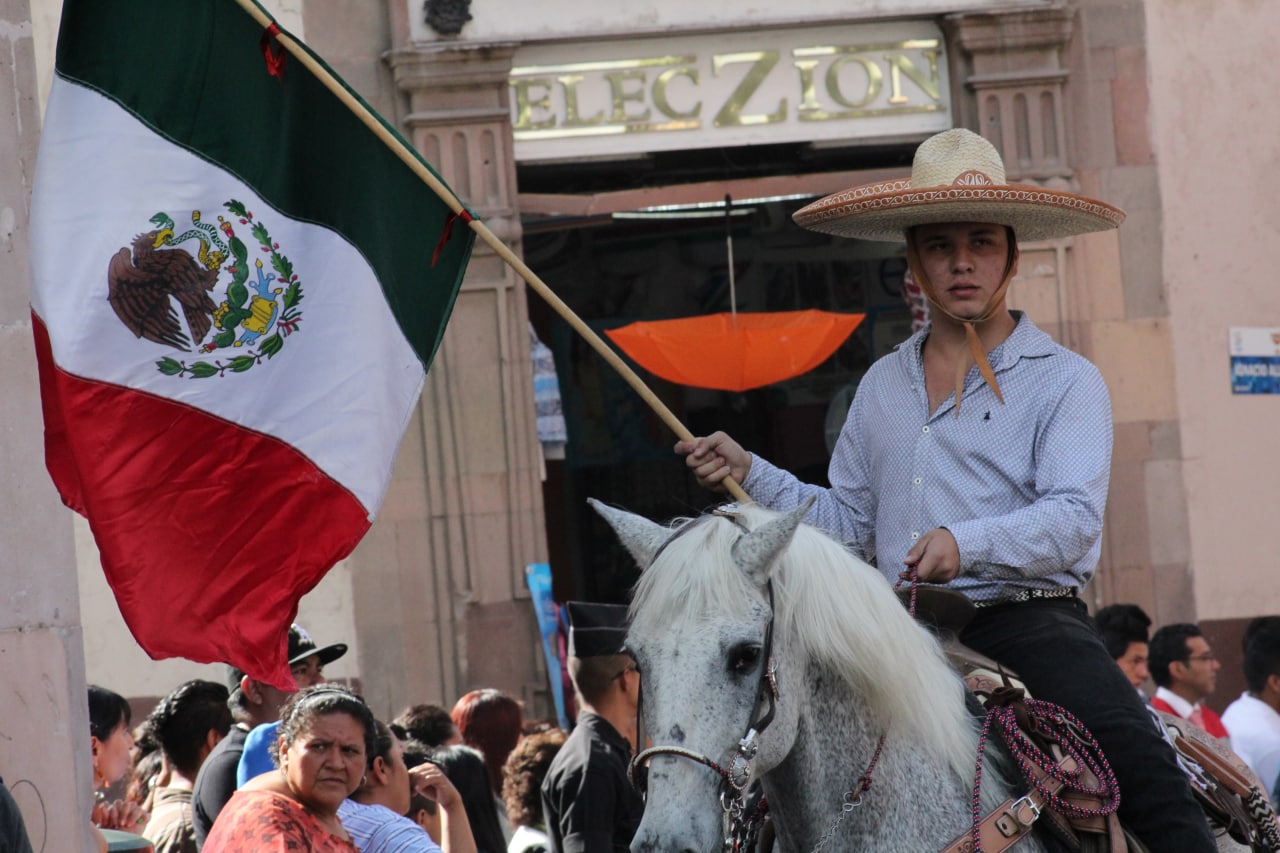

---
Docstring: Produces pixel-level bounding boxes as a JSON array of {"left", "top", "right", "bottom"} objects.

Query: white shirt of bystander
[{"left": 1221, "top": 692, "right": 1280, "bottom": 803}]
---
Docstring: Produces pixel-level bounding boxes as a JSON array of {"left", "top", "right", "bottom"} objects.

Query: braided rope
[
  {"left": 1242, "top": 787, "right": 1280, "bottom": 851},
  {"left": 968, "top": 698, "right": 1121, "bottom": 851}
]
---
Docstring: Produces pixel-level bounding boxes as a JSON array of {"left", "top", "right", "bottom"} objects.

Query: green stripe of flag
[{"left": 54, "top": 0, "right": 474, "bottom": 368}]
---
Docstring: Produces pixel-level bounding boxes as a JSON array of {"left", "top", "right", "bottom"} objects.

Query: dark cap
[
  {"left": 225, "top": 663, "right": 247, "bottom": 696},
  {"left": 289, "top": 623, "right": 348, "bottom": 667},
  {"left": 224, "top": 624, "right": 347, "bottom": 701},
  {"left": 566, "top": 601, "right": 629, "bottom": 659}
]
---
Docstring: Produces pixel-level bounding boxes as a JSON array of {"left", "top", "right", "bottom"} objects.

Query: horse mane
[{"left": 629, "top": 505, "right": 979, "bottom": 790}]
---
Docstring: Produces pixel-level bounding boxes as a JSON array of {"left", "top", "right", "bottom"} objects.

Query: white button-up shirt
[{"left": 743, "top": 312, "right": 1112, "bottom": 603}]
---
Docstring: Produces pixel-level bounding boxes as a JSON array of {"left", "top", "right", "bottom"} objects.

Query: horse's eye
[{"left": 728, "top": 644, "right": 762, "bottom": 676}]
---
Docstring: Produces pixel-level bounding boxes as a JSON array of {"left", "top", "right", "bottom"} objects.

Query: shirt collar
[
  {"left": 1155, "top": 686, "right": 1199, "bottom": 718},
  {"left": 904, "top": 310, "right": 1056, "bottom": 368},
  {"left": 579, "top": 711, "right": 631, "bottom": 754},
  {"left": 902, "top": 311, "right": 1058, "bottom": 415}
]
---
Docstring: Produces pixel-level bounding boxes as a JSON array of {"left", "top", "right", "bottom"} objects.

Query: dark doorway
[{"left": 526, "top": 194, "right": 916, "bottom": 605}]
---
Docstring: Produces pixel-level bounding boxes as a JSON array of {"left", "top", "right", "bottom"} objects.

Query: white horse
[{"left": 593, "top": 499, "right": 1049, "bottom": 853}]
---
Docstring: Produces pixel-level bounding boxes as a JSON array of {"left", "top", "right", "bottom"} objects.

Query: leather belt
[{"left": 973, "top": 586, "right": 1077, "bottom": 609}]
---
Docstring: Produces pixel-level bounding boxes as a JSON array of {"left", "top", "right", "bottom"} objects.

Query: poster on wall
[{"left": 1229, "top": 327, "right": 1280, "bottom": 394}]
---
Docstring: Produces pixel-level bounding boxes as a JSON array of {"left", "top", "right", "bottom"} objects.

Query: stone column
[
  {"left": 348, "top": 39, "right": 549, "bottom": 715},
  {"left": 0, "top": 1, "right": 98, "bottom": 848},
  {"left": 944, "top": 6, "right": 1075, "bottom": 185}
]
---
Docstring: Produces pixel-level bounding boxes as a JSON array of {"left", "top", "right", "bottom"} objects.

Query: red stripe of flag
[{"left": 32, "top": 311, "right": 368, "bottom": 689}]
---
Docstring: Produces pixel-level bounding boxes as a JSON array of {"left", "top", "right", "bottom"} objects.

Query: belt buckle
[{"left": 995, "top": 795, "right": 1041, "bottom": 837}]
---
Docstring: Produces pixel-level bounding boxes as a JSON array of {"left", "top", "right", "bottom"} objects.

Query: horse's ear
[
  {"left": 731, "top": 498, "right": 815, "bottom": 586},
  {"left": 589, "top": 498, "right": 671, "bottom": 569}
]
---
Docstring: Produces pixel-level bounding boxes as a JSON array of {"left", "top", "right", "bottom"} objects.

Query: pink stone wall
[{"left": 1144, "top": 0, "right": 1280, "bottom": 621}]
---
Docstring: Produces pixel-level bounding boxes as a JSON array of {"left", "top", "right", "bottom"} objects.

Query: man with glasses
[
  {"left": 1149, "top": 623, "right": 1229, "bottom": 739},
  {"left": 540, "top": 602, "right": 643, "bottom": 853}
]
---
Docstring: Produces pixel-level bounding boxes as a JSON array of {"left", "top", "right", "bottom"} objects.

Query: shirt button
[
  {"left": 922, "top": 426, "right": 930, "bottom": 433},
  {"left": 913, "top": 477, "right": 922, "bottom": 485},
  {"left": 911, "top": 532, "right": 920, "bottom": 540}
]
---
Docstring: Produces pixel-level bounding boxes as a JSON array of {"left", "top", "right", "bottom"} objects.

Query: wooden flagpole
[{"left": 235, "top": 1, "right": 752, "bottom": 504}]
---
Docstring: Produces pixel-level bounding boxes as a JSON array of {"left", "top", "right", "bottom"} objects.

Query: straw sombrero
[{"left": 793, "top": 128, "right": 1124, "bottom": 242}]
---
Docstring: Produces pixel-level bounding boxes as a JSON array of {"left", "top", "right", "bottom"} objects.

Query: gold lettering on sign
[
  {"left": 509, "top": 38, "right": 946, "bottom": 142},
  {"left": 604, "top": 70, "right": 651, "bottom": 123},
  {"left": 712, "top": 51, "right": 786, "bottom": 127},
  {"left": 827, "top": 54, "right": 882, "bottom": 109},
  {"left": 792, "top": 41, "right": 942, "bottom": 122},
  {"left": 653, "top": 66, "right": 701, "bottom": 120},
  {"left": 794, "top": 59, "right": 823, "bottom": 113},
  {"left": 887, "top": 50, "right": 940, "bottom": 105},
  {"left": 557, "top": 75, "right": 604, "bottom": 127},
  {"left": 512, "top": 78, "right": 556, "bottom": 131}
]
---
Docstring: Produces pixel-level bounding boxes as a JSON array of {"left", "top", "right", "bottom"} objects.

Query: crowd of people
[
  {"left": 1096, "top": 604, "right": 1280, "bottom": 802},
  {"left": 55, "top": 598, "right": 1280, "bottom": 853},
  {"left": 78, "top": 609, "right": 639, "bottom": 853}
]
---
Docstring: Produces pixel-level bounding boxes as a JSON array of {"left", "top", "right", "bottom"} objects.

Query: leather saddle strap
[
  {"left": 937, "top": 789, "right": 1049, "bottom": 853},
  {"left": 937, "top": 757, "right": 1076, "bottom": 853},
  {"left": 938, "top": 750, "right": 1129, "bottom": 853},
  {"left": 1175, "top": 732, "right": 1256, "bottom": 799}
]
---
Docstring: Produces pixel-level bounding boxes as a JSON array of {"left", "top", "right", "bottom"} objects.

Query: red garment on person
[
  {"left": 201, "top": 790, "right": 359, "bottom": 853},
  {"left": 1150, "top": 696, "right": 1230, "bottom": 739}
]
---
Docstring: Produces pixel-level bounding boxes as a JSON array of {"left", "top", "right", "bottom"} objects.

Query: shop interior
[{"left": 519, "top": 141, "right": 920, "bottom": 603}]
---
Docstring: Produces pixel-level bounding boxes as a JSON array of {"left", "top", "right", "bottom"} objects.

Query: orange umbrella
[{"left": 605, "top": 309, "right": 864, "bottom": 392}]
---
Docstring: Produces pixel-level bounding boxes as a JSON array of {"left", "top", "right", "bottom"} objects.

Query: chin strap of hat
[{"left": 904, "top": 235, "right": 1017, "bottom": 416}]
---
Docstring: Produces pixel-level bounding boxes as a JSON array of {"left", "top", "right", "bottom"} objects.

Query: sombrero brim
[{"left": 793, "top": 179, "right": 1125, "bottom": 243}]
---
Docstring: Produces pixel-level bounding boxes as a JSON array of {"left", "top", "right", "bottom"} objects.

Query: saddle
[
  {"left": 1150, "top": 709, "right": 1280, "bottom": 852},
  {"left": 898, "top": 587, "right": 1280, "bottom": 852},
  {"left": 895, "top": 587, "right": 1127, "bottom": 851}
]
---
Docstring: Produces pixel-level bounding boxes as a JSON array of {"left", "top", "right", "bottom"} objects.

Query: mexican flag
[{"left": 29, "top": 0, "right": 475, "bottom": 689}]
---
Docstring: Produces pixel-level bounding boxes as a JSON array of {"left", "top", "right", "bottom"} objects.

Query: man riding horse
[{"left": 676, "top": 127, "right": 1216, "bottom": 851}]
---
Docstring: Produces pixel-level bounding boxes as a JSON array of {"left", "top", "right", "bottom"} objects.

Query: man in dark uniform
[{"left": 541, "top": 602, "right": 644, "bottom": 853}]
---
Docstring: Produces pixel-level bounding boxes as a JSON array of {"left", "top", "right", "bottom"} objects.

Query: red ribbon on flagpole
[
  {"left": 259, "top": 23, "right": 287, "bottom": 79},
  {"left": 432, "top": 209, "right": 474, "bottom": 267}
]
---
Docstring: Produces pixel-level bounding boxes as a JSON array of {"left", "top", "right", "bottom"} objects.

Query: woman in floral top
[{"left": 204, "top": 685, "right": 375, "bottom": 852}]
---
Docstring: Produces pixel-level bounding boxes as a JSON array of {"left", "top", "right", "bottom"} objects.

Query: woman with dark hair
[
  {"left": 89, "top": 685, "right": 135, "bottom": 791},
  {"left": 501, "top": 730, "right": 566, "bottom": 853},
  {"left": 396, "top": 704, "right": 461, "bottom": 748},
  {"left": 88, "top": 684, "right": 148, "bottom": 833},
  {"left": 428, "top": 745, "right": 506, "bottom": 853},
  {"left": 203, "top": 685, "right": 375, "bottom": 852}
]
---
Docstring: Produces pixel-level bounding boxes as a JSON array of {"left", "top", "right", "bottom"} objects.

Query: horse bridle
[{"left": 628, "top": 510, "right": 780, "bottom": 852}]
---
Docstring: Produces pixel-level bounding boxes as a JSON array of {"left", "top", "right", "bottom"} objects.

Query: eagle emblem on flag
[{"left": 107, "top": 199, "right": 304, "bottom": 378}]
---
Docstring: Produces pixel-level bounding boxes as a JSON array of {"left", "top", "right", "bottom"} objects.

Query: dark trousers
[{"left": 959, "top": 597, "right": 1215, "bottom": 852}]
